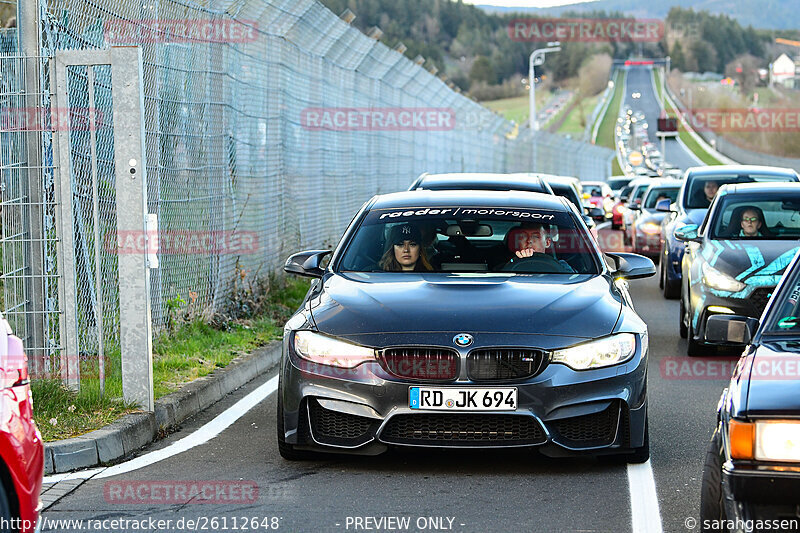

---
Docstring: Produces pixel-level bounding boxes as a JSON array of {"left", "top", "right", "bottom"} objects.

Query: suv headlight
[
  {"left": 551, "top": 333, "right": 637, "bottom": 370},
  {"left": 702, "top": 263, "right": 746, "bottom": 293},
  {"left": 292, "top": 331, "right": 376, "bottom": 368}
]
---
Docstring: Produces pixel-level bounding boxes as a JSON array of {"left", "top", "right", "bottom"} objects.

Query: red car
[
  {"left": 581, "top": 181, "right": 614, "bottom": 221},
  {"left": 0, "top": 316, "right": 44, "bottom": 533}
]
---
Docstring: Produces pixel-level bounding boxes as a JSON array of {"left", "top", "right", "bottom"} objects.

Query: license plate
[{"left": 409, "top": 387, "right": 517, "bottom": 411}]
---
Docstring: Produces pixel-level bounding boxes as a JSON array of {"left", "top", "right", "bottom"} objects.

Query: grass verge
[
  {"left": 556, "top": 93, "right": 600, "bottom": 137},
  {"left": 482, "top": 92, "right": 551, "bottom": 124},
  {"left": 33, "top": 275, "right": 310, "bottom": 442},
  {"left": 595, "top": 70, "right": 625, "bottom": 150}
]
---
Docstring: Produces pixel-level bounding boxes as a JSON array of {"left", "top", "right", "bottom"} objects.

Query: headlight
[
  {"left": 292, "top": 331, "right": 376, "bottom": 368},
  {"left": 755, "top": 420, "right": 800, "bottom": 462},
  {"left": 702, "top": 263, "right": 746, "bottom": 293},
  {"left": 551, "top": 333, "right": 637, "bottom": 370},
  {"left": 640, "top": 222, "right": 661, "bottom": 235}
]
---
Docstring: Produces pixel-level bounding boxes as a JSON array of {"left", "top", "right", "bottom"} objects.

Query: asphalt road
[
  {"left": 623, "top": 66, "right": 702, "bottom": 171},
  {"left": 41, "top": 268, "right": 736, "bottom": 533},
  {"left": 39, "top": 65, "right": 722, "bottom": 533}
]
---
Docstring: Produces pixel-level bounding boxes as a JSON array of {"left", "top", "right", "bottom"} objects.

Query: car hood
[
  {"left": 309, "top": 272, "right": 622, "bottom": 345},
  {"left": 745, "top": 342, "right": 800, "bottom": 417},
  {"left": 703, "top": 240, "right": 800, "bottom": 290}
]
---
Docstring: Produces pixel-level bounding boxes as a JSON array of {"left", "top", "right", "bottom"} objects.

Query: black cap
[{"left": 388, "top": 224, "right": 422, "bottom": 245}]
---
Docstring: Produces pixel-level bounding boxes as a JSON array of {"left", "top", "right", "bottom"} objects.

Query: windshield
[
  {"left": 685, "top": 174, "right": 797, "bottom": 209},
  {"left": 710, "top": 194, "right": 800, "bottom": 239},
  {"left": 584, "top": 184, "right": 609, "bottom": 197},
  {"left": 631, "top": 184, "right": 648, "bottom": 203},
  {"left": 765, "top": 260, "right": 800, "bottom": 334},
  {"left": 643, "top": 186, "right": 680, "bottom": 209},
  {"left": 608, "top": 178, "right": 632, "bottom": 191},
  {"left": 338, "top": 206, "right": 600, "bottom": 274}
]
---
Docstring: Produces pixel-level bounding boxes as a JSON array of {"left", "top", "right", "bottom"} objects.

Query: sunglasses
[{"left": 742, "top": 216, "right": 759, "bottom": 223}]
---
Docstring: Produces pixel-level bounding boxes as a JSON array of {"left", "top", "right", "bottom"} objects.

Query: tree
[
  {"left": 671, "top": 42, "right": 686, "bottom": 72},
  {"left": 725, "top": 54, "right": 761, "bottom": 96},
  {"left": 469, "top": 55, "right": 496, "bottom": 84},
  {"left": 578, "top": 53, "right": 612, "bottom": 97},
  {"left": 690, "top": 40, "right": 718, "bottom": 73}
]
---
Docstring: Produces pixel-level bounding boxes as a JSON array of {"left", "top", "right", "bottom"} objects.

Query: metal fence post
[
  {"left": 111, "top": 47, "right": 154, "bottom": 411},
  {"left": 18, "top": 0, "right": 46, "bottom": 372},
  {"left": 51, "top": 52, "right": 80, "bottom": 389}
]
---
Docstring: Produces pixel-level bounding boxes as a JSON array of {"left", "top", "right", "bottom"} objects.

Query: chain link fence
[{"left": 1, "top": 0, "right": 613, "bottom": 394}]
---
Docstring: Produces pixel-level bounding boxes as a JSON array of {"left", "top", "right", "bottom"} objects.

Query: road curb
[{"left": 44, "top": 340, "right": 282, "bottom": 474}]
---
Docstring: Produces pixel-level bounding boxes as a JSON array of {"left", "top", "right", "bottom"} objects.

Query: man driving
[{"left": 506, "top": 224, "right": 575, "bottom": 272}]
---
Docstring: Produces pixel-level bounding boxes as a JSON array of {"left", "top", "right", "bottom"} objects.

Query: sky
[{"left": 462, "top": 0, "right": 598, "bottom": 7}]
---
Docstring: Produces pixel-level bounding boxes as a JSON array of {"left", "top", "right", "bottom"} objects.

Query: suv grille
[
  {"left": 308, "top": 399, "right": 376, "bottom": 447},
  {"left": 467, "top": 348, "right": 546, "bottom": 381},
  {"left": 550, "top": 403, "right": 620, "bottom": 447},
  {"left": 380, "top": 414, "right": 546, "bottom": 447},
  {"left": 379, "top": 348, "right": 458, "bottom": 381},
  {"left": 751, "top": 288, "right": 774, "bottom": 317}
]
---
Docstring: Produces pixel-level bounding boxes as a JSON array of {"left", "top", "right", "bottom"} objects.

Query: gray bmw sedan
[{"left": 278, "top": 190, "right": 655, "bottom": 462}]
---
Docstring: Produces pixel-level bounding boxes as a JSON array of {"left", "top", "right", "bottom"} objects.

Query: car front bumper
[
  {"left": 722, "top": 462, "right": 800, "bottom": 528},
  {"left": 279, "top": 335, "right": 648, "bottom": 457},
  {"left": 688, "top": 284, "right": 775, "bottom": 343}
]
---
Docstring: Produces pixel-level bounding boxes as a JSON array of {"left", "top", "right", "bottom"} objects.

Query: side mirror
[
  {"left": 705, "top": 315, "right": 759, "bottom": 345},
  {"left": 674, "top": 224, "right": 700, "bottom": 242},
  {"left": 588, "top": 207, "right": 604, "bottom": 218},
  {"left": 656, "top": 199, "right": 671, "bottom": 212},
  {"left": 605, "top": 252, "right": 656, "bottom": 280},
  {"left": 582, "top": 215, "right": 596, "bottom": 229},
  {"left": 628, "top": 204, "right": 641, "bottom": 211},
  {"left": 620, "top": 195, "right": 630, "bottom": 202},
  {"left": 284, "top": 250, "right": 332, "bottom": 278}
]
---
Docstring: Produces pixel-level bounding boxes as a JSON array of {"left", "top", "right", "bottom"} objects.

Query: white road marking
[
  {"left": 42, "top": 468, "right": 104, "bottom": 484},
  {"left": 46, "top": 372, "right": 667, "bottom": 533},
  {"left": 627, "top": 460, "right": 664, "bottom": 533},
  {"left": 43, "top": 375, "right": 279, "bottom": 483}
]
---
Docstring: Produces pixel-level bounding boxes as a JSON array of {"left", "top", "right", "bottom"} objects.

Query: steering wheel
[{"left": 501, "top": 253, "right": 566, "bottom": 273}]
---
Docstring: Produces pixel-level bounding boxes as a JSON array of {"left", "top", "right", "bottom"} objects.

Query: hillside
[
  {"left": 320, "top": 0, "right": 774, "bottom": 99},
  {"left": 474, "top": 0, "right": 798, "bottom": 31},
  {"left": 320, "top": 0, "right": 650, "bottom": 97}
]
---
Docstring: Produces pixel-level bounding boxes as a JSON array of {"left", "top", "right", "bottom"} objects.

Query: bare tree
[{"left": 725, "top": 54, "right": 761, "bottom": 97}]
